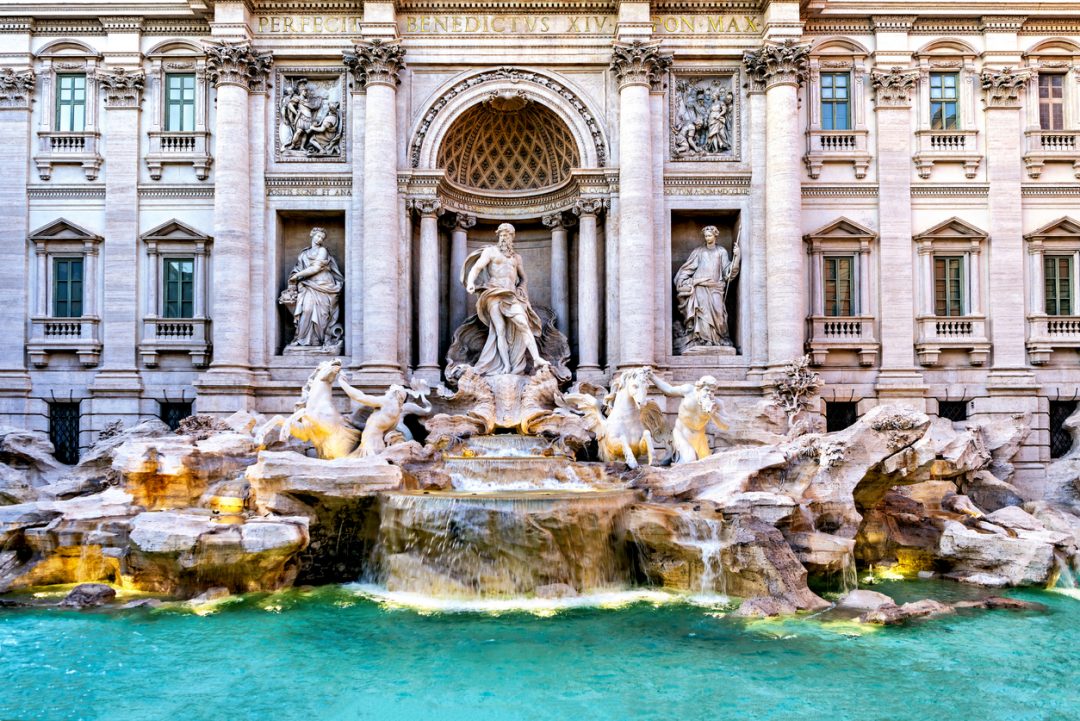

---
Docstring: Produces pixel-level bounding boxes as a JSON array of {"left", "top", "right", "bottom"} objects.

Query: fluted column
[
  {"left": 345, "top": 40, "right": 406, "bottom": 382},
  {"left": 0, "top": 69, "right": 35, "bottom": 415},
  {"left": 448, "top": 213, "right": 476, "bottom": 332},
  {"left": 543, "top": 212, "right": 572, "bottom": 335},
  {"left": 412, "top": 198, "right": 442, "bottom": 383},
  {"left": 203, "top": 43, "right": 272, "bottom": 377},
  {"left": 744, "top": 41, "right": 809, "bottom": 369},
  {"left": 574, "top": 198, "right": 606, "bottom": 380},
  {"left": 611, "top": 41, "right": 670, "bottom": 368}
]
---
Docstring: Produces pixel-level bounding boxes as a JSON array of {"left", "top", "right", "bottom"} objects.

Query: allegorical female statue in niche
[
  {"left": 279, "top": 227, "right": 344, "bottom": 349},
  {"left": 674, "top": 225, "right": 741, "bottom": 352}
]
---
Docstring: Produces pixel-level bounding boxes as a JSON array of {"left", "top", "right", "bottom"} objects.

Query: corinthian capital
[
  {"left": 0, "top": 68, "right": 35, "bottom": 109},
  {"left": 343, "top": 39, "right": 407, "bottom": 88},
  {"left": 610, "top": 41, "right": 672, "bottom": 90},
  {"left": 205, "top": 42, "right": 274, "bottom": 91},
  {"left": 981, "top": 67, "right": 1030, "bottom": 108},
  {"left": 871, "top": 66, "right": 919, "bottom": 107},
  {"left": 742, "top": 40, "right": 810, "bottom": 90},
  {"left": 98, "top": 67, "right": 145, "bottom": 108}
]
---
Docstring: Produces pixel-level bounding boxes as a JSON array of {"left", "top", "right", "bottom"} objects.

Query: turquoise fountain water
[{"left": 2, "top": 580, "right": 1077, "bottom": 721}]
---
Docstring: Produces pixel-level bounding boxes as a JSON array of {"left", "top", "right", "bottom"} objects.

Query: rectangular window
[
  {"left": 929, "top": 72, "right": 960, "bottom": 130},
  {"left": 163, "top": 258, "right": 195, "bottom": 318},
  {"left": 55, "top": 73, "right": 87, "bottom": 132},
  {"left": 826, "top": 401, "right": 858, "bottom": 433},
  {"left": 1045, "top": 255, "right": 1074, "bottom": 316},
  {"left": 165, "top": 73, "right": 196, "bottom": 132},
  {"left": 938, "top": 400, "right": 969, "bottom": 423},
  {"left": 1050, "top": 400, "right": 1078, "bottom": 458},
  {"left": 1039, "top": 74, "right": 1065, "bottom": 131},
  {"left": 49, "top": 401, "right": 81, "bottom": 465},
  {"left": 823, "top": 256, "right": 855, "bottom": 316},
  {"left": 820, "top": 72, "right": 851, "bottom": 131},
  {"left": 52, "top": 257, "right": 84, "bottom": 318},
  {"left": 934, "top": 256, "right": 965, "bottom": 317},
  {"left": 159, "top": 401, "right": 193, "bottom": 431}
]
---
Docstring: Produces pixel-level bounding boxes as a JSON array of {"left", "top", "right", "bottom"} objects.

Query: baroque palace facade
[{"left": 2, "top": 0, "right": 1080, "bottom": 492}]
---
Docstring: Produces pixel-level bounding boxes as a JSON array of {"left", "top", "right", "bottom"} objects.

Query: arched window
[
  {"left": 1022, "top": 39, "right": 1080, "bottom": 179},
  {"left": 32, "top": 40, "right": 103, "bottom": 181},
  {"left": 146, "top": 41, "right": 212, "bottom": 181},
  {"left": 805, "top": 38, "right": 871, "bottom": 180}
]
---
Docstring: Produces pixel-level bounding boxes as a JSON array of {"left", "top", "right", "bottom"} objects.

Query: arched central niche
[{"left": 438, "top": 96, "right": 581, "bottom": 193}]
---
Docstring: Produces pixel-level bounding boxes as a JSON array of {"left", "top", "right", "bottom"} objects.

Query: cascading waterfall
[{"left": 1053, "top": 549, "right": 1078, "bottom": 589}]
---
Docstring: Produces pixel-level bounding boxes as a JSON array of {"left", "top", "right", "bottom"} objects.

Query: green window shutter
[
  {"left": 52, "top": 258, "right": 84, "bottom": 318},
  {"left": 55, "top": 74, "right": 87, "bottom": 132},
  {"left": 823, "top": 256, "right": 854, "bottom": 317},
  {"left": 163, "top": 258, "right": 195, "bottom": 318},
  {"left": 934, "top": 256, "right": 964, "bottom": 317},
  {"left": 165, "top": 73, "right": 196, "bottom": 132},
  {"left": 1045, "top": 255, "right": 1074, "bottom": 316}
]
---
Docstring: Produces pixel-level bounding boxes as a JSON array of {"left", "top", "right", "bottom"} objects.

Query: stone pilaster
[
  {"left": 0, "top": 68, "right": 35, "bottom": 418},
  {"left": 411, "top": 198, "right": 442, "bottom": 384},
  {"left": 542, "top": 211, "right": 574, "bottom": 335},
  {"left": 611, "top": 40, "right": 670, "bottom": 368},
  {"left": 870, "top": 66, "right": 926, "bottom": 403},
  {"left": 89, "top": 66, "right": 146, "bottom": 425},
  {"left": 448, "top": 213, "right": 476, "bottom": 333},
  {"left": 345, "top": 39, "right": 407, "bottom": 383},
  {"left": 196, "top": 42, "right": 272, "bottom": 412},
  {"left": 745, "top": 72, "right": 768, "bottom": 375},
  {"left": 573, "top": 198, "right": 607, "bottom": 381},
  {"left": 744, "top": 40, "right": 809, "bottom": 370}
]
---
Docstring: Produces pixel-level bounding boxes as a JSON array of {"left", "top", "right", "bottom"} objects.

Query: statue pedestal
[
  {"left": 283, "top": 343, "right": 344, "bottom": 358},
  {"left": 680, "top": 345, "right": 737, "bottom": 358}
]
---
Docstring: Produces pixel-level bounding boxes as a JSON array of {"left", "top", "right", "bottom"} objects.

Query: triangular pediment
[
  {"left": 141, "top": 219, "right": 211, "bottom": 242},
  {"left": 28, "top": 218, "right": 102, "bottom": 243},
  {"left": 804, "top": 217, "right": 876, "bottom": 242},
  {"left": 1025, "top": 216, "right": 1080, "bottom": 240},
  {"left": 913, "top": 216, "right": 987, "bottom": 241}
]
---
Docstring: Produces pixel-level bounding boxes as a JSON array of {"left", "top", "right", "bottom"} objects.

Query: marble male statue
[
  {"left": 674, "top": 225, "right": 741, "bottom": 349},
  {"left": 647, "top": 369, "right": 729, "bottom": 464},
  {"left": 461, "top": 223, "right": 549, "bottom": 376},
  {"left": 339, "top": 375, "right": 432, "bottom": 457},
  {"left": 280, "top": 227, "right": 343, "bottom": 348}
]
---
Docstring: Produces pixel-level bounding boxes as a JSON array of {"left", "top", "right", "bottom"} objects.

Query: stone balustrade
[
  {"left": 28, "top": 316, "right": 102, "bottom": 367},
  {"left": 915, "top": 315, "right": 990, "bottom": 366}
]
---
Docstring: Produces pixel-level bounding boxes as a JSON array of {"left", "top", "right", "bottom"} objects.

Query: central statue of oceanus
[{"left": 446, "top": 222, "right": 571, "bottom": 382}]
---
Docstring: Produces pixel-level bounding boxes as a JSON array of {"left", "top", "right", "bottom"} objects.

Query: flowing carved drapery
[
  {"left": 98, "top": 68, "right": 145, "bottom": 108},
  {"left": 205, "top": 42, "right": 274, "bottom": 91},
  {"left": 871, "top": 66, "right": 919, "bottom": 107},
  {"left": 742, "top": 40, "right": 810, "bottom": 89},
  {"left": 0, "top": 68, "right": 35, "bottom": 108},
  {"left": 343, "top": 39, "right": 406, "bottom": 88},
  {"left": 610, "top": 41, "right": 672, "bottom": 89}
]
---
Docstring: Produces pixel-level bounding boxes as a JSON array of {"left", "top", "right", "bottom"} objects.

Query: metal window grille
[
  {"left": 48, "top": 401, "right": 81, "bottom": 465},
  {"left": 825, "top": 401, "right": 858, "bottom": 433},
  {"left": 1050, "top": 401, "right": 1077, "bottom": 459},
  {"left": 159, "top": 401, "right": 193, "bottom": 431},
  {"left": 938, "top": 401, "right": 969, "bottom": 422}
]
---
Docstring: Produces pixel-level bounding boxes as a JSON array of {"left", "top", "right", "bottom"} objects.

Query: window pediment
[
  {"left": 1026, "top": 216, "right": 1080, "bottom": 241},
  {"left": 805, "top": 217, "right": 876, "bottom": 242},
  {"left": 29, "top": 218, "right": 102, "bottom": 244},
  {"left": 914, "top": 217, "right": 987, "bottom": 243},
  {"left": 141, "top": 219, "right": 211, "bottom": 244}
]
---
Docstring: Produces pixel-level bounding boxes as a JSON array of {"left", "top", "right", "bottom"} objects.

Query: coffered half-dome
[{"left": 437, "top": 96, "right": 581, "bottom": 193}]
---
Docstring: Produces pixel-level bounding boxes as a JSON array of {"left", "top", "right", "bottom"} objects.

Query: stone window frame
[
  {"left": 1021, "top": 39, "right": 1080, "bottom": 179},
  {"left": 272, "top": 66, "right": 348, "bottom": 164},
  {"left": 912, "top": 39, "right": 982, "bottom": 179},
  {"left": 26, "top": 218, "right": 103, "bottom": 368},
  {"left": 803, "top": 217, "right": 879, "bottom": 367},
  {"left": 1024, "top": 216, "right": 1080, "bottom": 364},
  {"left": 804, "top": 38, "right": 871, "bottom": 179},
  {"left": 145, "top": 40, "right": 212, "bottom": 181},
  {"left": 139, "top": 219, "right": 212, "bottom": 368},
  {"left": 913, "top": 217, "right": 990, "bottom": 367},
  {"left": 32, "top": 40, "right": 104, "bottom": 181}
]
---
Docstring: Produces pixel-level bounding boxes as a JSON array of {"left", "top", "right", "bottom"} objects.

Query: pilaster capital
[
  {"left": 610, "top": 41, "right": 671, "bottom": 90},
  {"left": 204, "top": 42, "right": 274, "bottom": 91},
  {"left": 573, "top": 198, "right": 608, "bottom": 217},
  {"left": 452, "top": 213, "right": 477, "bottom": 230},
  {"left": 542, "top": 211, "right": 576, "bottom": 230},
  {"left": 742, "top": 40, "right": 809, "bottom": 90},
  {"left": 0, "top": 68, "right": 35, "bottom": 110},
  {"left": 409, "top": 197, "right": 442, "bottom": 217},
  {"left": 343, "top": 39, "right": 406, "bottom": 89},
  {"left": 981, "top": 67, "right": 1030, "bottom": 108},
  {"left": 871, "top": 66, "right": 919, "bottom": 107},
  {"left": 98, "top": 67, "right": 145, "bottom": 108}
]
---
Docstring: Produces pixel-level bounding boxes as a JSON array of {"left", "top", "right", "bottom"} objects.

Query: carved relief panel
[
  {"left": 274, "top": 68, "right": 347, "bottom": 162},
  {"left": 669, "top": 69, "right": 740, "bottom": 162}
]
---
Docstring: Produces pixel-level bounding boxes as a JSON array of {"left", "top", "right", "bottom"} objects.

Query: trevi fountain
[{"left": 2, "top": 217, "right": 1079, "bottom": 720}]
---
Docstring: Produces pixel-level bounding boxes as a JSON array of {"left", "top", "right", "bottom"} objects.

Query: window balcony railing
[
  {"left": 146, "top": 130, "right": 212, "bottom": 181},
  {"left": 1023, "top": 130, "right": 1080, "bottom": 179},
  {"left": 34, "top": 131, "right": 102, "bottom": 181},
  {"left": 913, "top": 129, "right": 981, "bottom": 180},
  {"left": 806, "top": 315, "right": 879, "bottom": 366},
  {"left": 139, "top": 316, "right": 210, "bottom": 367},
  {"left": 804, "top": 129, "right": 871, "bottom": 180},
  {"left": 27, "top": 315, "right": 101, "bottom": 367},
  {"left": 915, "top": 314, "right": 990, "bottom": 366},
  {"left": 1026, "top": 314, "right": 1080, "bottom": 364}
]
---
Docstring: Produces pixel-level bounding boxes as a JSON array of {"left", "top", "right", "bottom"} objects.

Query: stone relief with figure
[
  {"left": 670, "top": 73, "right": 738, "bottom": 161},
  {"left": 276, "top": 73, "right": 345, "bottom": 160}
]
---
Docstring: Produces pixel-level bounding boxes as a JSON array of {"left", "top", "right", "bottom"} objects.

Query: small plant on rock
[{"left": 770, "top": 354, "right": 822, "bottom": 437}]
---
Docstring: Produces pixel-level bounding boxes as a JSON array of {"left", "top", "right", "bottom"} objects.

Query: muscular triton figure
[{"left": 462, "top": 222, "right": 549, "bottom": 375}]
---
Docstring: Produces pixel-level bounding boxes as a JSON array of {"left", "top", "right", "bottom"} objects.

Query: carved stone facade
[{"left": 2, "top": 0, "right": 1080, "bottom": 493}]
